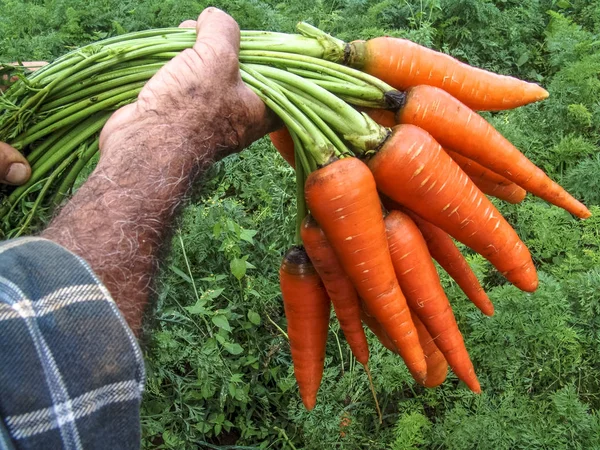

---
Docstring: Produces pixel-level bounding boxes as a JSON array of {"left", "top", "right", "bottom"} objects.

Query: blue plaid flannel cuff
[{"left": 0, "top": 238, "right": 145, "bottom": 450}]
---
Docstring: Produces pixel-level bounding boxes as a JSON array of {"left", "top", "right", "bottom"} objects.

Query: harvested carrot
[
  {"left": 469, "top": 173, "right": 527, "bottom": 204},
  {"left": 305, "top": 157, "right": 427, "bottom": 382},
  {"left": 269, "top": 127, "right": 296, "bottom": 167},
  {"left": 369, "top": 124, "right": 538, "bottom": 292},
  {"left": 445, "top": 150, "right": 526, "bottom": 204},
  {"left": 347, "top": 37, "right": 549, "bottom": 111},
  {"left": 363, "top": 107, "right": 526, "bottom": 204},
  {"left": 402, "top": 207, "right": 495, "bottom": 317},
  {"left": 397, "top": 85, "right": 590, "bottom": 218},
  {"left": 365, "top": 108, "right": 524, "bottom": 204},
  {"left": 300, "top": 217, "right": 382, "bottom": 422},
  {"left": 301, "top": 214, "right": 369, "bottom": 365},
  {"left": 445, "top": 150, "right": 513, "bottom": 187},
  {"left": 280, "top": 246, "right": 331, "bottom": 410},
  {"left": 385, "top": 210, "right": 480, "bottom": 393},
  {"left": 360, "top": 302, "right": 398, "bottom": 354},
  {"left": 411, "top": 312, "right": 448, "bottom": 388},
  {"left": 361, "top": 302, "right": 448, "bottom": 387}
]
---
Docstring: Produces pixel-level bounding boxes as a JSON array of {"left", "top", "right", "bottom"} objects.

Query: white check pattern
[
  {"left": 0, "top": 274, "right": 84, "bottom": 448},
  {"left": 6, "top": 380, "right": 143, "bottom": 439},
  {"left": 0, "top": 285, "right": 107, "bottom": 322},
  {"left": 0, "top": 238, "right": 145, "bottom": 450}
]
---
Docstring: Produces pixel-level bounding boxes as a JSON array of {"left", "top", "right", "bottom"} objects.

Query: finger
[
  {"left": 0, "top": 142, "right": 31, "bottom": 185},
  {"left": 178, "top": 20, "right": 196, "bottom": 28},
  {"left": 195, "top": 7, "right": 240, "bottom": 55}
]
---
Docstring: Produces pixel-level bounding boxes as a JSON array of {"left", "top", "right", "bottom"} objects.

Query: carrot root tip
[{"left": 303, "top": 397, "right": 317, "bottom": 411}]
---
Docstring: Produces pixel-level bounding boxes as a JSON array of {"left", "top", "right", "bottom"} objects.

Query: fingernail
[{"left": 5, "top": 163, "right": 28, "bottom": 184}]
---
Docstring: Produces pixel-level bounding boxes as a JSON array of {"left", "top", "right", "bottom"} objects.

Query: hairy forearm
[
  {"left": 42, "top": 119, "right": 236, "bottom": 334},
  {"left": 41, "top": 8, "right": 275, "bottom": 335}
]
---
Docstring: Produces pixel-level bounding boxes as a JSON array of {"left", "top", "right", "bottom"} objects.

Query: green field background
[{"left": 2, "top": 0, "right": 600, "bottom": 448}]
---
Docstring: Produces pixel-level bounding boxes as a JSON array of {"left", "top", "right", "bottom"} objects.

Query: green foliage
[{"left": 3, "top": 0, "right": 600, "bottom": 448}]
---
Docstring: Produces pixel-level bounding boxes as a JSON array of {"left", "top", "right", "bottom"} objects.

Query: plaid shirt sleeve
[{"left": 0, "top": 237, "right": 145, "bottom": 450}]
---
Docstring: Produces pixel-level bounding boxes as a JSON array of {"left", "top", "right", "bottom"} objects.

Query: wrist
[{"left": 99, "top": 105, "right": 239, "bottom": 170}]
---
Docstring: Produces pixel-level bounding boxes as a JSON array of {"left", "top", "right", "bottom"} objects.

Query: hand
[
  {"left": 100, "top": 7, "right": 274, "bottom": 163},
  {"left": 0, "top": 142, "right": 30, "bottom": 185},
  {"left": 43, "top": 9, "right": 276, "bottom": 334},
  {"left": 0, "top": 61, "right": 47, "bottom": 91},
  {"left": 0, "top": 62, "right": 47, "bottom": 186}
]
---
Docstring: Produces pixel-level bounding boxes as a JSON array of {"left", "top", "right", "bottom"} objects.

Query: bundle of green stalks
[{"left": 0, "top": 24, "right": 399, "bottom": 238}]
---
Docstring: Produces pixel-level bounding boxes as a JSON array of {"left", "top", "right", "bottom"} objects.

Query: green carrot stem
[
  {"left": 241, "top": 28, "right": 342, "bottom": 60},
  {"left": 284, "top": 67, "right": 349, "bottom": 83},
  {"left": 15, "top": 41, "right": 184, "bottom": 107},
  {"left": 239, "top": 53, "right": 368, "bottom": 88},
  {"left": 51, "top": 139, "right": 99, "bottom": 207},
  {"left": 241, "top": 30, "right": 301, "bottom": 38},
  {"left": 14, "top": 85, "right": 141, "bottom": 147},
  {"left": 267, "top": 76, "right": 388, "bottom": 155},
  {"left": 290, "top": 130, "right": 307, "bottom": 245},
  {"left": 238, "top": 50, "right": 396, "bottom": 93},
  {"left": 95, "top": 28, "right": 194, "bottom": 46},
  {"left": 26, "top": 124, "right": 74, "bottom": 164},
  {"left": 335, "top": 95, "right": 387, "bottom": 109},
  {"left": 244, "top": 80, "right": 314, "bottom": 175},
  {"left": 1, "top": 177, "right": 50, "bottom": 226},
  {"left": 304, "top": 79, "right": 385, "bottom": 102},
  {"left": 273, "top": 81, "right": 351, "bottom": 157},
  {"left": 149, "top": 52, "right": 180, "bottom": 59},
  {"left": 41, "top": 70, "right": 157, "bottom": 111},
  {"left": 46, "top": 62, "right": 164, "bottom": 100},
  {"left": 246, "top": 64, "right": 367, "bottom": 134},
  {"left": 30, "top": 113, "right": 110, "bottom": 171},
  {"left": 29, "top": 28, "right": 190, "bottom": 81},
  {"left": 240, "top": 37, "right": 324, "bottom": 57},
  {"left": 3, "top": 50, "right": 113, "bottom": 125},
  {"left": 294, "top": 22, "right": 346, "bottom": 63},
  {"left": 240, "top": 64, "right": 334, "bottom": 166},
  {"left": 39, "top": 43, "right": 191, "bottom": 92},
  {"left": 13, "top": 148, "right": 82, "bottom": 237}
]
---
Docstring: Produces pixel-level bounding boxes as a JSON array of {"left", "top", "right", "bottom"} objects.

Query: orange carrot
[
  {"left": 469, "top": 174, "right": 527, "bottom": 204},
  {"left": 305, "top": 157, "right": 427, "bottom": 382},
  {"left": 363, "top": 106, "right": 526, "bottom": 205},
  {"left": 280, "top": 246, "right": 331, "bottom": 410},
  {"left": 361, "top": 302, "right": 447, "bottom": 387},
  {"left": 347, "top": 37, "right": 548, "bottom": 111},
  {"left": 369, "top": 124, "right": 538, "bottom": 292},
  {"left": 301, "top": 214, "right": 369, "bottom": 365},
  {"left": 445, "top": 150, "right": 526, "bottom": 204},
  {"left": 360, "top": 302, "right": 398, "bottom": 354},
  {"left": 445, "top": 150, "right": 512, "bottom": 187},
  {"left": 403, "top": 208, "right": 495, "bottom": 317},
  {"left": 397, "top": 85, "right": 590, "bottom": 218},
  {"left": 411, "top": 312, "right": 448, "bottom": 388},
  {"left": 269, "top": 127, "right": 295, "bottom": 167},
  {"left": 365, "top": 107, "right": 526, "bottom": 204},
  {"left": 385, "top": 210, "right": 480, "bottom": 392}
]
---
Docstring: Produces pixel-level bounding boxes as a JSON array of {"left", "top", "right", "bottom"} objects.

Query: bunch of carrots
[
  {"left": 0, "top": 23, "right": 590, "bottom": 414},
  {"left": 271, "top": 27, "right": 590, "bottom": 413}
]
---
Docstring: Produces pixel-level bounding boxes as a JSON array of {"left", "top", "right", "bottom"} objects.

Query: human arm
[{"left": 41, "top": 8, "right": 275, "bottom": 335}]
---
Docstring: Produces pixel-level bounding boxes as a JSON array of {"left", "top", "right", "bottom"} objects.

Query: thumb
[
  {"left": 0, "top": 142, "right": 30, "bottom": 185},
  {"left": 195, "top": 8, "right": 241, "bottom": 55}
]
